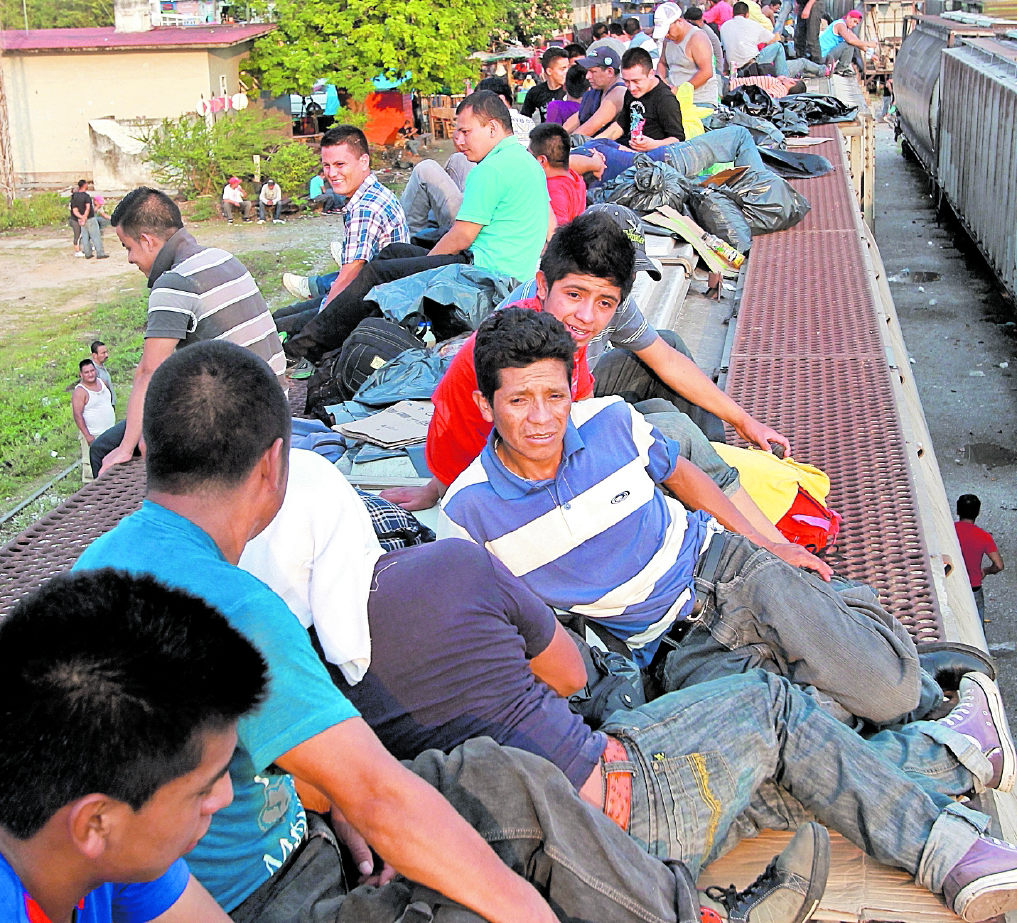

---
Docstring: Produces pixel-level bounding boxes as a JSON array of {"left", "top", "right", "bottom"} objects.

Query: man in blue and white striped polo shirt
[{"left": 439, "top": 308, "right": 940, "bottom": 727}]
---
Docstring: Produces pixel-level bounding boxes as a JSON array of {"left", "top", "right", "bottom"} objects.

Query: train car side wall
[{"left": 937, "top": 43, "right": 1017, "bottom": 304}]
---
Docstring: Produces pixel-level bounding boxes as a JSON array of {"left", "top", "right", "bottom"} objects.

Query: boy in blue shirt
[{"left": 0, "top": 568, "right": 269, "bottom": 923}]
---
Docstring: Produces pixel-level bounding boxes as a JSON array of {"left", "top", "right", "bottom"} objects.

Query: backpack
[{"left": 305, "top": 317, "right": 423, "bottom": 423}]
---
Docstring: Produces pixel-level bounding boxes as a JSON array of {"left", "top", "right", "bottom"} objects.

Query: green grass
[
  {"left": 0, "top": 242, "right": 323, "bottom": 519},
  {"left": 0, "top": 193, "right": 69, "bottom": 231}
]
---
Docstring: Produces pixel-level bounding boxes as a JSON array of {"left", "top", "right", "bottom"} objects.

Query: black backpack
[{"left": 305, "top": 317, "right": 423, "bottom": 423}]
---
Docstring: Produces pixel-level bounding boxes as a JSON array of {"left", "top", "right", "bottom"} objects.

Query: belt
[
  {"left": 689, "top": 533, "right": 726, "bottom": 619},
  {"left": 602, "top": 735, "right": 632, "bottom": 832}
]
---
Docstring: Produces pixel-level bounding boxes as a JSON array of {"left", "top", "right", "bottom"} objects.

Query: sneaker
[
  {"left": 701, "top": 823, "right": 829, "bottom": 923},
  {"left": 329, "top": 240, "right": 344, "bottom": 266},
  {"left": 282, "top": 272, "right": 312, "bottom": 300},
  {"left": 97, "top": 254, "right": 109, "bottom": 259},
  {"left": 943, "top": 834, "right": 1017, "bottom": 921},
  {"left": 228, "top": 219, "right": 234, "bottom": 224},
  {"left": 258, "top": 219, "right": 265, "bottom": 224},
  {"left": 73, "top": 251, "right": 85, "bottom": 258},
  {"left": 937, "top": 672, "right": 1016, "bottom": 792},
  {"left": 273, "top": 218, "right": 285, "bottom": 224},
  {"left": 287, "top": 357, "right": 315, "bottom": 380}
]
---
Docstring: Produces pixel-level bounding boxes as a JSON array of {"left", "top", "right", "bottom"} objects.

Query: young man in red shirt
[
  {"left": 955, "top": 494, "right": 1004, "bottom": 623},
  {"left": 529, "top": 123, "right": 587, "bottom": 227}
]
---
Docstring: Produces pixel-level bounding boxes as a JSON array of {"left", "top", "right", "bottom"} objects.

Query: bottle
[{"left": 703, "top": 234, "right": 745, "bottom": 268}]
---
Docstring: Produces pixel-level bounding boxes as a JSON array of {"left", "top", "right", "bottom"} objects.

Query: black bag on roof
[
  {"left": 590, "top": 154, "right": 691, "bottom": 215},
  {"left": 723, "top": 167, "right": 811, "bottom": 234},
  {"left": 687, "top": 186, "right": 753, "bottom": 252}
]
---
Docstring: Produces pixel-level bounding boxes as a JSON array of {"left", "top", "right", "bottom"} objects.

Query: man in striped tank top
[{"left": 90, "top": 187, "right": 285, "bottom": 478}]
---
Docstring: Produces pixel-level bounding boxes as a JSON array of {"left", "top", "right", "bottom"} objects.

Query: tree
[
  {"left": 247, "top": 0, "right": 514, "bottom": 99},
  {"left": 498, "top": 0, "right": 571, "bottom": 47},
  {"left": 0, "top": 0, "right": 112, "bottom": 29}
]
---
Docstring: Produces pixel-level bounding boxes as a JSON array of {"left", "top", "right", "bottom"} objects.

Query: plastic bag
[
  {"left": 723, "top": 167, "right": 810, "bottom": 234},
  {"left": 778, "top": 93, "right": 858, "bottom": 125},
  {"left": 704, "top": 107, "right": 786, "bottom": 149},
  {"left": 759, "top": 147, "right": 833, "bottom": 177},
  {"left": 590, "top": 154, "right": 691, "bottom": 215},
  {"left": 770, "top": 107, "right": 810, "bottom": 137},
  {"left": 354, "top": 348, "right": 451, "bottom": 407},
  {"left": 721, "top": 84, "right": 776, "bottom": 119},
  {"left": 687, "top": 186, "right": 753, "bottom": 252}
]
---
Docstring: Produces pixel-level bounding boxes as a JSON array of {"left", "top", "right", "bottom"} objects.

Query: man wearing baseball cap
[
  {"left": 562, "top": 46, "right": 628, "bottom": 139},
  {"left": 221, "top": 176, "right": 252, "bottom": 223},
  {"left": 381, "top": 209, "right": 794, "bottom": 546},
  {"left": 653, "top": 2, "right": 720, "bottom": 106},
  {"left": 819, "top": 10, "right": 878, "bottom": 76}
]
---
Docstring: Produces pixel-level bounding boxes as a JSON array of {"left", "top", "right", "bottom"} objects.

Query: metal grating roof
[{"left": 726, "top": 124, "right": 944, "bottom": 641}]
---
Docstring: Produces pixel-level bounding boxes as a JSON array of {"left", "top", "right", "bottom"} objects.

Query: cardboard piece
[
  {"left": 337, "top": 400, "right": 434, "bottom": 448},
  {"left": 644, "top": 206, "right": 741, "bottom": 276},
  {"left": 786, "top": 137, "right": 831, "bottom": 147},
  {"left": 699, "top": 165, "right": 749, "bottom": 187}
]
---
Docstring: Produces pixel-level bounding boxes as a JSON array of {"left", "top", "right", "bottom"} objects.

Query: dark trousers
[
  {"left": 284, "top": 244, "right": 469, "bottom": 365},
  {"left": 273, "top": 299, "right": 324, "bottom": 338},
  {"left": 88, "top": 420, "right": 137, "bottom": 478},
  {"left": 592, "top": 329, "right": 726, "bottom": 442},
  {"left": 795, "top": 0, "right": 825, "bottom": 62},
  {"left": 229, "top": 738, "right": 697, "bottom": 923}
]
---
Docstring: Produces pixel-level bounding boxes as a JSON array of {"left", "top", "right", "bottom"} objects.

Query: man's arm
[
  {"left": 151, "top": 875, "right": 233, "bottom": 923},
  {"left": 628, "top": 133, "right": 682, "bottom": 152},
  {"left": 634, "top": 335, "right": 791, "bottom": 453},
  {"left": 687, "top": 31, "right": 716, "bottom": 86},
  {"left": 520, "top": 85, "right": 540, "bottom": 119},
  {"left": 598, "top": 121, "right": 624, "bottom": 141},
  {"left": 661, "top": 454, "right": 832, "bottom": 578},
  {"left": 428, "top": 220, "right": 483, "bottom": 257},
  {"left": 837, "top": 22, "right": 878, "bottom": 49},
  {"left": 323, "top": 258, "right": 367, "bottom": 303},
  {"left": 572, "top": 86, "right": 626, "bottom": 138},
  {"left": 99, "top": 337, "right": 178, "bottom": 474},
  {"left": 71, "top": 388, "right": 92, "bottom": 443},
  {"left": 275, "top": 717, "right": 557, "bottom": 923},
  {"left": 984, "top": 550, "right": 1004, "bottom": 578},
  {"left": 528, "top": 621, "right": 587, "bottom": 696}
]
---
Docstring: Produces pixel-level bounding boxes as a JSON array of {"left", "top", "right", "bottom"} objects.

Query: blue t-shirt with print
[
  {"left": 74, "top": 501, "right": 359, "bottom": 912},
  {"left": 0, "top": 851, "right": 188, "bottom": 923}
]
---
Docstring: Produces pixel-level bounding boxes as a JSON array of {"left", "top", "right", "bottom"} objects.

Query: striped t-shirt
[
  {"left": 439, "top": 395, "right": 718, "bottom": 666},
  {"left": 145, "top": 229, "right": 286, "bottom": 382}
]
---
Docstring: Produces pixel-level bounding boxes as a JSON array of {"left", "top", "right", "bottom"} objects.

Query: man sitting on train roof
[{"left": 380, "top": 211, "right": 792, "bottom": 546}]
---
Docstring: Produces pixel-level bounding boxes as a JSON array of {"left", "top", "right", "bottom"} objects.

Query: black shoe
[
  {"left": 919, "top": 641, "right": 996, "bottom": 690},
  {"left": 701, "top": 823, "right": 830, "bottom": 923},
  {"left": 96, "top": 254, "right": 109, "bottom": 259}
]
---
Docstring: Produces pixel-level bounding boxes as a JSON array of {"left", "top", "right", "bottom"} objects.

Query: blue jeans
[
  {"left": 662, "top": 532, "right": 941, "bottom": 726},
  {"left": 754, "top": 42, "right": 790, "bottom": 76},
  {"left": 603, "top": 670, "right": 987, "bottom": 896},
  {"left": 259, "top": 200, "right": 282, "bottom": 221},
  {"left": 80, "top": 216, "right": 105, "bottom": 258},
  {"left": 773, "top": 0, "right": 794, "bottom": 36}
]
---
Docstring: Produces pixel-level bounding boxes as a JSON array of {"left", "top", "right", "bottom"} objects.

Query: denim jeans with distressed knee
[{"left": 603, "top": 671, "right": 986, "bottom": 897}]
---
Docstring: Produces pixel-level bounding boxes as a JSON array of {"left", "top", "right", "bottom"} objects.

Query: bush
[
  {"left": 265, "top": 141, "right": 320, "bottom": 197},
  {"left": 143, "top": 109, "right": 291, "bottom": 197},
  {"left": 187, "top": 197, "right": 221, "bottom": 222},
  {"left": 0, "top": 193, "right": 68, "bottom": 230}
]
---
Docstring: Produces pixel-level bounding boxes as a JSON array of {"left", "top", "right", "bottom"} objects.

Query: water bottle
[{"left": 703, "top": 234, "right": 745, "bottom": 268}]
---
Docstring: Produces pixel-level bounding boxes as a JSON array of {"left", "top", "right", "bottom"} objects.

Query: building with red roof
[{"left": 0, "top": 1, "right": 275, "bottom": 189}]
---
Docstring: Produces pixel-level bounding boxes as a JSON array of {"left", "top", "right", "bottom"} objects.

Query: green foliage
[
  {"left": 265, "top": 141, "right": 319, "bottom": 196},
  {"left": 143, "top": 109, "right": 290, "bottom": 198},
  {"left": 246, "top": 0, "right": 502, "bottom": 99},
  {"left": 0, "top": 0, "right": 111, "bottom": 28},
  {"left": 0, "top": 193, "right": 68, "bottom": 231},
  {"left": 187, "top": 197, "right": 221, "bottom": 222},
  {"left": 497, "top": 0, "right": 571, "bottom": 46}
]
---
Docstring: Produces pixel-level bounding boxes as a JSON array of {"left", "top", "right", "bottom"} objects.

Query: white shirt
[
  {"left": 239, "top": 449, "right": 383, "bottom": 684},
  {"left": 259, "top": 183, "right": 282, "bottom": 205},
  {"left": 720, "top": 15, "right": 775, "bottom": 71},
  {"left": 222, "top": 184, "right": 245, "bottom": 204}
]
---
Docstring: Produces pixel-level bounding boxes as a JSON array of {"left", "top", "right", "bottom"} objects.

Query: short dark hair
[
  {"left": 541, "top": 46, "right": 568, "bottom": 69},
  {"left": 89, "top": 340, "right": 104, "bottom": 355},
  {"left": 732, "top": 1, "right": 750, "bottom": 14},
  {"left": 540, "top": 211, "right": 636, "bottom": 301},
  {"left": 621, "top": 46, "right": 654, "bottom": 72},
  {"left": 608, "top": 22, "right": 625, "bottom": 35},
  {"left": 684, "top": 5, "right": 704, "bottom": 21},
  {"left": 475, "top": 76, "right": 513, "bottom": 107},
  {"left": 110, "top": 187, "right": 183, "bottom": 241},
  {"left": 474, "top": 308, "right": 576, "bottom": 404},
  {"left": 144, "top": 340, "right": 290, "bottom": 494},
  {"left": 564, "top": 42, "right": 587, "bottom": 59},
  {"left": 78, "top": 358, "right": 95, "bottom": 372},
  {"left": 0, "top": 569, "right": 267, "bottom": 839},
  {"left": 623, "top": 16, "right": 642, "bottom": 35},
  {"left": 564, "top": 63, "right": 588, "bottom": 98},
  {"left": 320, "top": 124, "right": 369, "bottom": 159},
  {"left": 529, "top": 123, "right": 571, "bottom": 169},
  {"left": 457, "top": 90, "right": 512, "bottom": 134},
  {"left": 77, "top": 179, "right": 87, "bottom": 189},
  {"left": 591, "top": 22, "right": 607, "bottom": 38},
  {"left": 957, "top": 494, "right": 981, "bottom": 520}
]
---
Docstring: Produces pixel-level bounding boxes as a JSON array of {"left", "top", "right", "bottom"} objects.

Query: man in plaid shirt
[{"left": 276, "top": 125, "right": 408, "bottom": 337}]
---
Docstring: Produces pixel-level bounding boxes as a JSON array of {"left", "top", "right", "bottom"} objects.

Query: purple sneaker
[
  {"left": 943, "top": 835, "right": 1017, "bottom": 921},
  {"left": 937, "top": 672, "right": 1016, "bottom": 792}
]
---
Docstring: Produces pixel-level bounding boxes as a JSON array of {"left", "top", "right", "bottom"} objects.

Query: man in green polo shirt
[{"left": 284, "top": 90, "right": 553, "bottom": 364}]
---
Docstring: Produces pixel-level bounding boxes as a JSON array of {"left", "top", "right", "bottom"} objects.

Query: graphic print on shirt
[{"left": 629, "top": 101, "right": 647, "bottom": 139}]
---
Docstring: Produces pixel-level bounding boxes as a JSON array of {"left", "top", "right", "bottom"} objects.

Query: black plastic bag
[
  {"left": 759, "top": 147, "right": 833, "bottom": 177},
  {"left": 770, "top": 108, "right": 810, "bottom": 137},
  {"left": 705, "top": 107, "right": 786, "bottom": 148},
  {"left": 590, "top": 154, "right": 691, "bottom": 215},
  {"left": 687, "top": 186, "right": 753, "bottom": 252},
  {"left": 779, "top": 93, "right": 859, "bottom": 125},
  {"left": 724, "top": 167, "right": 811, "bottom": 234},
  {"left": 721, "top": 84, "right": 777, "bottom": 119}
]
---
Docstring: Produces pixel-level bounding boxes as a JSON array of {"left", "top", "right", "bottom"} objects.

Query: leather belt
[
  {"left": 602, "top": 735, "right": 632, "bottom": 832},
  {"left": 689, "top": 533, "right": 726, "bottom": 618}
]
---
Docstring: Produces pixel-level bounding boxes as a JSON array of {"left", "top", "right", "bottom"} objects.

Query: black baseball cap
[{"left": 586, "top": 203, "right": 664, "bottom": 280}]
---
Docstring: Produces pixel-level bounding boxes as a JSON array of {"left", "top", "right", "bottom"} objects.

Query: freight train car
[{"left": 895, "top": 14, "right": 1017, "bottom": 302}]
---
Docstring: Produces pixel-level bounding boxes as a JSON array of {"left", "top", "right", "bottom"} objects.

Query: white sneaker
[
  {"left": 258, "top": 219, "right": 265, "bottom": 224},
  {"left": 73, "top": 251, "right": 85, "bottom": 258},
  {"left": 329, "top": 240, "right": 344, "bottom": 266},
  {"left": 282, "top": 273, "right": 312, "bottom": 300},
  {"left": 274, "top": 219, "right": 285, "bottom": 224}
]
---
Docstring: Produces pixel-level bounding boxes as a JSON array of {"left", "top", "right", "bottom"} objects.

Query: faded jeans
[
  {"left": 661, "top": 531, "right": 942, "bottom": 726},
  {"left": 232, "top": 738, "right": 698, "bottom": 923},
  {"left": 80, "top": 216, "right": 105, "bottom": 258},
  {"left": 400, "top": 159, "right": 464, "bottom": 234},
  {"left": 754, "top": 42, "right": 790, "bottom": 77},
  {"left": 602, "top": 670, "right": 987, "bottom": 897},
  {"left": 662, "top": 125, "right": 766, "bottom": 177}
]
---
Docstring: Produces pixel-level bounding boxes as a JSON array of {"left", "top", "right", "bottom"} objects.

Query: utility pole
[{"left": 0, "top": 57, "right": 17, "bottom": 203}]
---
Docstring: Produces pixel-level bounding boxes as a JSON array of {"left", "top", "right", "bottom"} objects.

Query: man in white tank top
[
  {"left": 653, "top": 2, "right": 720, "bottom": 106},
  {"left": 72, "top": 358, "right": 115, "bottom": 482}
]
